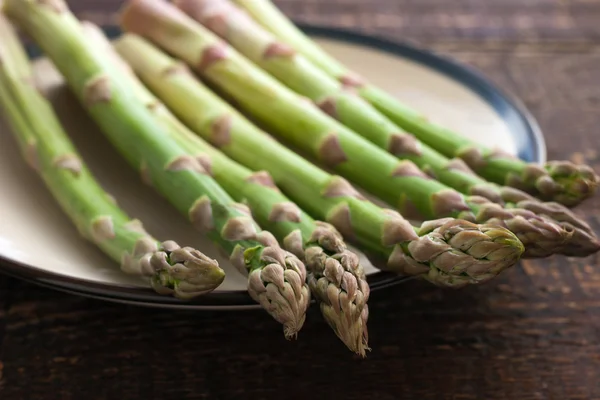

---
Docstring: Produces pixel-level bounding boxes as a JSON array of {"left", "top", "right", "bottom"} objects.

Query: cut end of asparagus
[
  {"left": 245, "top": 242, "right": 311, "bottom": 339},
  {"left": 122, "top": 240, "right": 225, "bottom": 300},
  {"left": 388, "top": 219, "right": 524, "bottom": 288},
  {"left": 301, "top": 224, "right": 370, "bottom": 357}
]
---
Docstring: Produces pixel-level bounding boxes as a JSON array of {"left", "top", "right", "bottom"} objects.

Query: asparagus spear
[
  {"left": 114, "top": 31, "right": 526, "bottom": 290},
  {"left": 118, "top": 0, "right": 570, "bottom": 258},
  {"left": 4, "top": 0, "right": 311, "bottom": 338},
  {"left": 0, "top": 14, "right": 225, "bottom": 300},
  {"left": 231, "top": 0, "right": 599, "bottom": 208},
  {"left": 174, "top": 0, "right": 600, "bottom": 258},
  {"left": 82, "top": 20, "right": 370, "bottom": 356}
]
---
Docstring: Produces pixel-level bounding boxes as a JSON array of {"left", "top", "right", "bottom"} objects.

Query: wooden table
[{"left": 1, "top": 1, "right": 600, "bottom": 398}]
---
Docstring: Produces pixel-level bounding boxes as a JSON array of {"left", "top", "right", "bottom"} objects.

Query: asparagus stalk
[
  {"left": 4, "top": 0, "right": 311, "bottom": 338},
  {"left": 114, "top": 31, "right": 526, "bottom": 289},
  {"left": 174, "top": 0, "right": 599, "bottom": 258},
  {"left": 118, "top": 0, "right": 570, "bottom": 258},
  {"left": 0, "top": 14, "right": 225, "bottom": 300},
  {"left": 82, "top": 21, "right": 370, "bottom": 356},
  {"left": 230, "top": 0, "right": 600, "bottom": 208}
]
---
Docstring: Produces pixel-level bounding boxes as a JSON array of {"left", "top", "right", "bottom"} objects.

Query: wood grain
[
  {"left": 2, "top": 0, "right": 600, "bottom": 399},
  {"left": 68, "top": 0, "right": 600, "bottom": 44}
]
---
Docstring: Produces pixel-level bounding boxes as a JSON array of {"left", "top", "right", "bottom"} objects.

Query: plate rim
[
  {"left": 299, "top": 24, "right": 546, "bottom": 164},
  {"left": 0, "top": 23, "right": 545, "bottom": 309}
]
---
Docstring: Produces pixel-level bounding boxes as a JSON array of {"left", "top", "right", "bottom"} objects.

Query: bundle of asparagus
[
  {"left": 113, "top": 32, "right": 525, "bottom": 290},
  {"left": 0, "top": 14, "right": 225, "bottom": 300},
  {"left": 82, "top": 20, "right": 371, "bottom": 356},
  {"left": 3, "top": 0, "right": 311, "bottom": 339},
  {"left": 90, "top": 23, "right": 526, "bottom": 356},
  {"left": 118, "top": 0, "right": 583, "bottom": 259},
  {"left": 230, "top": 0, "right": 600, "bottom": 208},
  {"left": 173, "top": 0, "right": 600, "bottom": 258}
]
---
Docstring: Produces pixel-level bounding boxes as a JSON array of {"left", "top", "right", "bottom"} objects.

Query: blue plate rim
[{"left": 1, "top": 23, "right": 543, "bottom": 309}]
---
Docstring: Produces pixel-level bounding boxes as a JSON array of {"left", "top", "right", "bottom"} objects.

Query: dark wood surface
[{"left": 2, "top": 1, "right": 600, "bottom": 399}]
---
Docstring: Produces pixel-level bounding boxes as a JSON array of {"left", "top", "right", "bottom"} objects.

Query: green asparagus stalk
[
  {"left": 230, "top": 0, "right": 600, "bottom": 208},
  {"left": 118, "top": 0, "right": 571, "bottom": 258},
  {"left": 114, "top": 31, "right": 526, "bottom": 290},
  {"left": 4, "top": 0, "right": 311, "bottom": 339},
  {"left": 174, "top": 0, "right": 600, "bottom": 258},
  {"left": 82, "top": 20, "right": 370, "bottom": 356},
  {"left": 0, "top": 14, "right": 225, "bottom": 300}
]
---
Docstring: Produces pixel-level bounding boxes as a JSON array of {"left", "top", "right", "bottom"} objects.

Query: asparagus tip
[
  {"left": 508, "top": 161, "right": 600, "bottom": 207},
  {"left": 520, "top": 201, "right": 600, "bottom": 257},
  {"left": 304, "top": 233, "right": 371, "bottom": 356},
  {"left": 465, "top": 199, "right": 574, "bottom": 258},
  {"left": 148, "top": 241, "right": 225, "bottom": 300},
  {"left": 544, "top": 161, "right": 600, "bottom": 206},
  {"left": 246, "top": 246, "right": 311, "bottom": 339},
  {"left": 493, "top": 196, "right": 598, "bottom": 257},
  {"left": 558, "top": 225, "right": 600, "bottom": 257},
  {"left": 320, "top": 302, "right": 370, "bottom": 357},
  {"left": 282, "top": 320, "right": 304, "bottom": 341},
  {"left": 514, "top": 214, "right": 573, "bottom": 258},
  {"left": 391, "top": 219, "right": 524, "bottom": 288}
]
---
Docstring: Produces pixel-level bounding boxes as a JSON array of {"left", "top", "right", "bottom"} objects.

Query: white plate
[{"left": 0, "top": 26, "right": 545, "bottom": 309}]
